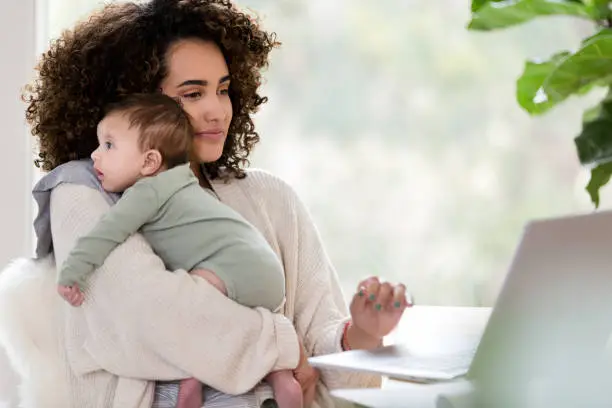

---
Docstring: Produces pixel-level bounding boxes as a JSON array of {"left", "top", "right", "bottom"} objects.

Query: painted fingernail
[
  {"left": 358, "top": 290, "right": 364, "bottom": 297},
  {"left": 369, "top": 294, "right": 376, "bottom": 301},
  {"left": 375, "top": 303, "right": 382, "bottom": 311},
  {"left": 394, "top": 301, "right": 401, "bottom": 308}
]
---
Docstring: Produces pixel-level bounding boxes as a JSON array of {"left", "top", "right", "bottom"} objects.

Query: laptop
[{"left": 309, "top": 210, "right": 612, "bottom": 392}]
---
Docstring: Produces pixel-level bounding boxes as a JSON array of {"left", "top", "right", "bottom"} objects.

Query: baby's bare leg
[
  {"left": 180, "top": 269, "right": 223, "bottom": 408},
  {"left": 266, "top": 370, "right": 303, "bottom": 408},
  {"left": 176, "top": 378, "right": 203, "bottom": 408},
  {"left": 191, "top": 269, "right": 227, "bottom": 296}
]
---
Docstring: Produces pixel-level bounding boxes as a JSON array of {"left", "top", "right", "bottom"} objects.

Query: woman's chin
[
  {"left": 196, "top": 151, "right": 224, "bottom": 164},
  {"left": 193, "top": 143, "right": 224, "bottom": 164}
]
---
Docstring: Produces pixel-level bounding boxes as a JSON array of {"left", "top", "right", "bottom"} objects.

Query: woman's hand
[
  {"left": 293, "top": 340, "right": 319, "bottom": 407},
  {"left": 347, "top": 277, "right": 412, "bottom": 349}
]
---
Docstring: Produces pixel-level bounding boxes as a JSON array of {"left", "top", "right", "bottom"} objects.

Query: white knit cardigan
[{"left": 0, "top": 168, "right": 379, "bottom": 408}]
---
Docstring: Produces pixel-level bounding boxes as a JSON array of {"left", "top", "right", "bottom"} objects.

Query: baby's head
[{"left": 91, "top": 93, "right": 193, "bottom": 192}]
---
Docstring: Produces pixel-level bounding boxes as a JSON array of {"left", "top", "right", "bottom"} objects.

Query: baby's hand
[{"left": 57, "top": 284, "right": 84, "bottom": 307}]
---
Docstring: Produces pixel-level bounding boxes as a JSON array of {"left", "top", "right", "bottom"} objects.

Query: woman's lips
[{"left": 195, "top": 130, "right": 225, "bottom": 142}]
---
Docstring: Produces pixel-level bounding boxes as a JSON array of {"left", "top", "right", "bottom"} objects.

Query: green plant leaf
[
  {"left": 517, "top": 52, "right": 571, "bottom": 114},
  {"left": 583, "top": 0, "right": 612, "bottom": 19},
  {"left": 575, "top": 91, "right": 612, "bottom": 166},
  {"left": 471, "top": 0, "right": 488, "bottom": 11},
  {"left": 586, "top": 162, "right": 612, "bottom": 207},
  {"left": 516, "top": 32, "right": 612, "bottom": 115},
  {"left": 471, "top": 0, "right": 504, "bottom": 12},
  {"left": 529, "top": 33, "right": 612, "bottom": 112},
  {"left": 468, "top": 0, "right": 592, "bottom": 31},
  {"left": 574, "top": 89, "right": 612, "bottom": 206},
  {"left": 581, "top": 27, "right": 612, "bottom": 44}
]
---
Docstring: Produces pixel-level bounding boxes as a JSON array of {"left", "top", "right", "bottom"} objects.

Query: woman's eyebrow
[
  {"left": 177, "top": 75, "right": 230, "bottom": 88},
  {"left": 177, "top": 79, "right": 207, "bottom": 87}
]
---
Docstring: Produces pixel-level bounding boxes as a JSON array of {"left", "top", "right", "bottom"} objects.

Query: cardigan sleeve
[
  {"left": 50, "top": 183, "right": 300, "bottom": 395},
  {"left": 247, "top": 171, "right": 382, "bottom": 390}
]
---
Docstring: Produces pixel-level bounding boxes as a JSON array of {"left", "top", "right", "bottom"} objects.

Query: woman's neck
[{"left": 190, "top": 161, "right": 214, "bottom": 190}]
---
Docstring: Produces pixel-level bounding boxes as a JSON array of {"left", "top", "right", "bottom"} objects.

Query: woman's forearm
[{"left": 50, "top": 183, "right": 300, "bottom": 395}]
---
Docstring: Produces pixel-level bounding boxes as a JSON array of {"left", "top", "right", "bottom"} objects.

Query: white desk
[
  {"left": 333, "top": 381, "right": 473, "bottom": 408},
  {"left": 0, "top": 306, "right": 492, "bottom": 408},
  {"left": 332, "top": 305, "right": 491, "bottom": 408}
]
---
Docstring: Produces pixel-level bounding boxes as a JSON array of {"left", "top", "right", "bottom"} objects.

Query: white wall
[
  {"left": 0, "top": 0, "right": 36, "bottom": 265},
  {"left": 0, "top": 0, "right": 37, "bottom": 405}
]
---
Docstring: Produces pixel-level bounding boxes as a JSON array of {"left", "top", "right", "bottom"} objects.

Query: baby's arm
[
  {"left": 51, "top": 183, "right": 300, "bottom": 393},
  {"left": 58, "top": 182, "right": 160, "bottom": 304},
  {"left": 190, "top": 269, "right": 228, "bottom": 295}
]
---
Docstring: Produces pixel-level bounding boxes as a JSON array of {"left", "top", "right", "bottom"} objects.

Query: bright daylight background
[
  {"left": 43, "top": 0, "right": 609, "bottom": 306},
  {"left": 0, "top": 1, "right": 609, "bottom": 406}
]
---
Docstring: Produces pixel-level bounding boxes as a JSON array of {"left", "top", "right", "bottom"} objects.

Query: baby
[{"left": 57, "top": 93, "right": 303, "bottom": 408}]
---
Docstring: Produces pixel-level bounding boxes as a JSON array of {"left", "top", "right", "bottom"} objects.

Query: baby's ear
[{"left": 142, "top": 149, "right": 163, "bottom": 176}]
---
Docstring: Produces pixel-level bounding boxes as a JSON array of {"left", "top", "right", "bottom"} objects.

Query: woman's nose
[{"left": 203, "top": 96, "right": 226, "bottom": 123}]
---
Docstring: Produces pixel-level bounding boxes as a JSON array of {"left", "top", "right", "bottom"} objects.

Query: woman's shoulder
[
  {"left": 236, "top": 168, "right": 301, "bottom": 203},
  {"left": 32, "top": 159, "right": 119, "bottom": 259},
  {"left": 33, "top": 159, "right": 98, "bottom": 192},
  {"left": 241, "top": 168, "right": 295, "bottom": 192},
  {"left": 212, "top": 168, "right": 305, "bottom": 228},
  {"left": 33, "top": 159, "right": 119, "bottom": 202}
]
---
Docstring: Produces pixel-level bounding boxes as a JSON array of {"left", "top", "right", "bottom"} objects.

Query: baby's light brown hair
[{"left": 105, "top": 93, "right": 193, "bottom": 169}]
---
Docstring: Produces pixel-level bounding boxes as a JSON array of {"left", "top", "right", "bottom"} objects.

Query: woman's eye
[
  {"left": 183, "top": 91, "right": 202, "bottom": 100},
  {"left": 219, "top": 88, "right": 230, "bottom": 95}
]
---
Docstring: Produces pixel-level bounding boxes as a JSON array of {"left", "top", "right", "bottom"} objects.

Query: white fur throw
[{"left": 0, "top": 255, "right": 70, "bottom": 408}]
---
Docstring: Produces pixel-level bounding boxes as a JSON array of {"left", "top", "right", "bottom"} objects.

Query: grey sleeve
[{"left": 57, "top": 182, "right": 160, "bottom": 287}]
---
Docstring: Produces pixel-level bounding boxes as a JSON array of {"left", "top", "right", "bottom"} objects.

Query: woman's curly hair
[{"left": 24, "top": 0, "right": 279, "bottom": 179}]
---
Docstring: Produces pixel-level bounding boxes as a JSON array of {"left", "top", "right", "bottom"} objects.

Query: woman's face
[{"left": 159, "top": 38, "right": 233, "bottom": 164}]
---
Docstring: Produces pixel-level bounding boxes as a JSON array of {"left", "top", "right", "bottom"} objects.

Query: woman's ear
[{"left": 142, "top": 149, "right": 163, "bottom": 176}]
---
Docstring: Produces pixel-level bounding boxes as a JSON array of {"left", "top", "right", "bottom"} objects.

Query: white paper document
[{"left": 308, "top": 344, "right": 476, "bottom": 382}]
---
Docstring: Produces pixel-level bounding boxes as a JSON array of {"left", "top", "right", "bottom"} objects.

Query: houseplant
[{"left": 468, "top": 0, "right": 612, "bottom": 207}]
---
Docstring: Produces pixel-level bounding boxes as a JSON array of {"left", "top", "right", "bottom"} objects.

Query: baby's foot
[
  {"left": 272, "top": 376, "right": 303, "bottom": 408},
  {"left": 176, "top": 377, "right": 203, "bottom": 408}
]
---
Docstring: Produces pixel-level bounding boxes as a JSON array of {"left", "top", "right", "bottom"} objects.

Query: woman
[{"left": 5, "top": 0, "right": 410, "bottom": 406}]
